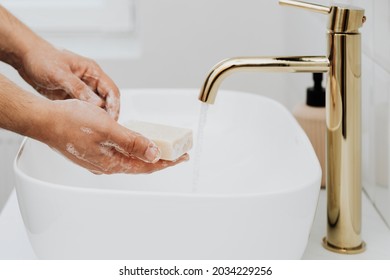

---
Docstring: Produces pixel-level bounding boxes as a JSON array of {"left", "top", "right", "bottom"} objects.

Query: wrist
[
  {"left": 9, "top": 33, "right": 50, "bottom": 71},
  {"left": 22, "top": 96, "right": 57, "bottom": 143}
]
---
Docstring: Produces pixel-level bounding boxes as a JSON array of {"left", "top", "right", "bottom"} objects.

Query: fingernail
[
  {"left": 183, "top": 154, "right": 190, "bottom": 161},
  {"left": 145, "top": 143, "right": 161, "bottom": 163},
  {"left": 173, "top": 154, "right": 189, "bottom": 162}
]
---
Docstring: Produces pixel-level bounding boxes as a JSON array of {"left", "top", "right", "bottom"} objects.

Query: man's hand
[
  {"left": 45, "top": 99, "right": 188, "bottom": 174},
  {"left": 0, "top": 5, "right": 190, "bottom": 175},
  {"left": 17, "top": 44, "right": 120, "bottom": 120}
]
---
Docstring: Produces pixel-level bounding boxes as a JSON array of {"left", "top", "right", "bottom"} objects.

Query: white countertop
[
  {"left": 1, "top": 189, "right": 389, "bottom": 260},
  {"left": 303, "top": 190, "right": 390, "bottom": 259}
]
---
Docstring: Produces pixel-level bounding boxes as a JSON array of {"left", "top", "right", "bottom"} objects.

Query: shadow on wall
[{"left": 0, "top": 129, "right": 23, "bottom": 212}]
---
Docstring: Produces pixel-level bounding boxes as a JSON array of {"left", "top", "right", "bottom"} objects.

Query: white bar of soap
[{"left": 124, "top": 120, "right": 193, "bottom": 161}]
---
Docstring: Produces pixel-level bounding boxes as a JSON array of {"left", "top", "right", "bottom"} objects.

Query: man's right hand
[{"left": 44, "top": 99, "right": 189, "bottom": 174}]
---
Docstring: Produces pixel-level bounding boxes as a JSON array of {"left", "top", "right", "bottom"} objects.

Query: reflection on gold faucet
[{"left": 199, "top": 0, "right": 366, "bottom": 254}]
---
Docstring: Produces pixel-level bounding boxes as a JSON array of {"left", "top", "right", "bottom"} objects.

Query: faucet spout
[{"left": 199, "top": 56, "right": 329, "bottom": 104}]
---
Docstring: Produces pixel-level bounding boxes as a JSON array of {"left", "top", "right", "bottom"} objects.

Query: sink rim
[
  {"left": 14, "top": 138, "right": 320, "bottom": 199},
  {"left": 14, "top": 88, "right": 321, "bottom": 199}
]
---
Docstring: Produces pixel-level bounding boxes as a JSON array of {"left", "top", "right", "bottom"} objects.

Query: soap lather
[{"left": 125, "top": 120, "right": 193, "bottom": 161}]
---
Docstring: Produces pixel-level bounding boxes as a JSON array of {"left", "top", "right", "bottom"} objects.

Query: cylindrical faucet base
[{"left": 323, "top": 32, "right": 365, "bottom": 254}]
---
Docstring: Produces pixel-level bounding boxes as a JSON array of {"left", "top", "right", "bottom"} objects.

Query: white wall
[
  {"left": 280, "top": 0, "right": 328, "bottom": 110},
  {"left": 352, "top": 0, "right": 390, "bottom": 227},
  {"left": 100, "top": 0, "right": 289, "bottom": 102}
]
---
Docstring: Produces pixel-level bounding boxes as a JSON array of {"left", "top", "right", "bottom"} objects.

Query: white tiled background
[
  {"left": 0, "top": 0, "right": 389, "bottom": 230},
  {"left": 355, "top": 0, "right": 390, "bottom": 228}
]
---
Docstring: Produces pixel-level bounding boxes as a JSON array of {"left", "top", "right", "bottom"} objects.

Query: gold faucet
[{"left": 199, "top": 0, "right": 366, "bottom": 254}]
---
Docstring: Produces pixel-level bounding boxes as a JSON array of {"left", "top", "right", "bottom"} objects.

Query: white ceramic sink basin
[{"left": 14, "top": 89, "right": 321, "bottom": 259}]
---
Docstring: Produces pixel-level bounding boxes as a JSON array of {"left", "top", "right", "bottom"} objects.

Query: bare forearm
[
  {"left": 0, "top": 74, "right": 52, "bottom": 141},
  {"left": 0, "top": 5, "right": 47, "bottom": 69},
  {"left": 0, "top": 74, "right": 184, "bottom": 174}
]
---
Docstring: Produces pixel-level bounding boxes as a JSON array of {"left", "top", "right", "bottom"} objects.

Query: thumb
[{"left": 107, "top": 125, "right": 161, "bottom": 163}]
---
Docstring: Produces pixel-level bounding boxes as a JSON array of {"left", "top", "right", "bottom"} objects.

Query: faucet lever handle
[
  {"left": 279, "top": 0, "right": 365, "bottom": 32},
  {"left": 279, "top": 0, "right": 330, "bottom": 15}
]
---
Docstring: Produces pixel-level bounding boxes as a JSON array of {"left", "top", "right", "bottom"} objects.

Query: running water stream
[{"left": 192, "top": 103, "right": 209, "bottom": 192}]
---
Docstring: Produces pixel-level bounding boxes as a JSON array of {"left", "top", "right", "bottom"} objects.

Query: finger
[
  {"left": 105, "top": 125, "right": 161, "bottom": 163},
  {"left": 34, "top": 86, "right": 71, "bottom": 101},
  {"left": 101, "top": 81, "right": 120, "bottom": 121},
  {"left": 95, "top": 75, "right": 120, "bottom": 121},
  {"left": 60, "top": 138, "right": 188, "bottom": 175},
  {"left": 62, "top": 73, "right": 105, "bottom": 107},
  {"left": 106, "top": 153, "right": 190, "bottom": 174},
  {"left": 80, "top": 64, "right": 120, "bottom": 121},
  {"left": 138, "top": 154, "right": 190, "bottom": 174}
]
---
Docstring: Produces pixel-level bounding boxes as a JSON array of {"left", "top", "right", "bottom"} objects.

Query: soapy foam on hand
[
  {"left": 80, "top": 127, "right": 93, "bottom": 135},
  {"left": 124, "top": 120, "right": 193, "bottom": 161},
  {"left": 105, "top": 90, "right": 119, "bottom": 119}
]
